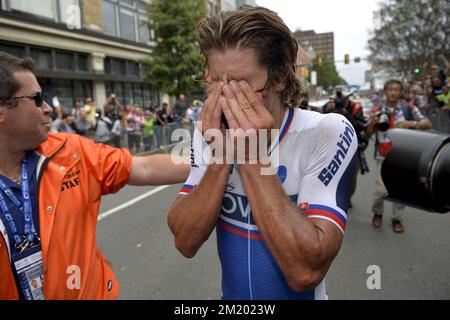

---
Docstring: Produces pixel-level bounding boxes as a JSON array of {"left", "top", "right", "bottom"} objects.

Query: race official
[{"left": 0, "top": 52, "right": 189, "bottom": 299}]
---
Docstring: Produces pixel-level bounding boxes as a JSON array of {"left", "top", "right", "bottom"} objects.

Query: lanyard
[{"left": 0, "top": 158, "right": 37, "bottom": 251}]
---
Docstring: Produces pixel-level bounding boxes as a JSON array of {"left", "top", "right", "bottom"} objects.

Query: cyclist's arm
[
  {"left": 168, "top": 163, "right": 230, "bottom": 258},
  {"left": 167, "top": 128, "right": 231, "bottom": 258}
]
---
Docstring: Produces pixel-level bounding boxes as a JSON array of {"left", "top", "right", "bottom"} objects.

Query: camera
[
  {"left": 376, "top": 111, "right": 390, "bottom": 132},
  {"left": 381, "top": 129, "right": 450, "bottom": 213}
]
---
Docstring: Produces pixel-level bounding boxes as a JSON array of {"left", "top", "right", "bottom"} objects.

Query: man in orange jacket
[{"left": 0, "top": 52, "right": 189, "bottom": 299}]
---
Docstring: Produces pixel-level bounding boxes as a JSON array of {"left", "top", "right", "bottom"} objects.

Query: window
[
  {"left": 102, "top": 0, "right": 151, "bottom": 43},
  {"left": 30, "top": 48, "right": 52, "bottom": 70},
  {"left": 59, "top": 0, "right": 80, "bottom": 24},
  {"left": 105, "top": 82, "right": 113, "bottom": 98},
  {"left": 102, "top": 0, "right": 118, "bottom": 36},
  {"left": 139, "top": 16, "right": 151, "bottom": 43},
  {"left": 121, "top": 0, "right": 135, "bottom": 8},
  {"left": 104, "top": 58, "right": 112, "bottom": 74},
  {"left": 143, "top": 84, "right": 151, "bottom": 106},
  {"left": 113, "top": 82, "right": 124, "bottom": 104},
  {"left": 10, "top": 0, "right": 55, "bottom": 19},
  {"left": 112, "top": 59, "right": 126, "bottom": 75},
  {"left": 119, "top": 8, "right": 137, "bottom": 40},
  {"left": 77, "top": 54, "right": 89, "bottom": 72},
  {"left": 124, "top": 83, "right": 133, "bottom": 105},
  {"left": 55, "top": 51, "right": 74, "bottom": 70},
  {"left": 127, "top": 61, "right": 140, "bottom": 77},
  {"left": 9, "top": 0, "right": 80, "bottom": 24},
  {"left": 133, "top": 83, "right": 143, "bottom": 106},
  {"left": 73, "top": 80, "right": 92, "bottom": 104},
  {"left": 0, "top": 43, "right": 25, "bottom": 58},
  {"left": 52, "top": 78, "right": 73, "bottom": 112}
]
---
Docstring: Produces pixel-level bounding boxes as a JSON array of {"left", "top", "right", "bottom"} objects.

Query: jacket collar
[{"left": 35, "top": 133, "right": 68, "bottom": 159}]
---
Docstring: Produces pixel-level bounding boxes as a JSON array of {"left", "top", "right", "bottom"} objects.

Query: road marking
[{"left": 98, "top": 185, "right": 170, "bottom": 221}]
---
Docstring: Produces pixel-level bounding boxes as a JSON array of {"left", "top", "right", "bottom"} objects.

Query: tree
[
  {"left": 368, "top": 0, "right": 449, "bottom": 78},
  {"left": 313, "top": 54, "right": 345, "bottom": 89},
  {"left": 143, "top": 0, "right": 207, "bottom": 97}
]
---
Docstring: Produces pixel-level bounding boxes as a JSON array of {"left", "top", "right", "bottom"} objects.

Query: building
[
  {"left": 207, "top": 0, "right": 220, "bottom": 16},
  {"left": 0, "top": 0, "right": 160, "bottom": 113},
  {"left": 296, "top": 44, "right": 313, "bottom": 84},
  {"left": 221, "top": 0, "right": 236, "bottom": 11},
  {"left": 0, "top": 0, "right": 222, "bottom": 113},
  {"left": 235, "top": 0, "right": 256, "bottom": 7},
  {"left": 294, "top": 30, "right": 334, "bottom": 62}
]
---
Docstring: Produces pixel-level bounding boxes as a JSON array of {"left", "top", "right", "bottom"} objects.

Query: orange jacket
[{"left": 0, "top": 133, "right": 132, "bottom": 299}]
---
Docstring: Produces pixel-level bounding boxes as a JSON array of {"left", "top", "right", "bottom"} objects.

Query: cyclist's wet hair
[{"left": 198, "top": 5, "right": 303, "bottom": 107}]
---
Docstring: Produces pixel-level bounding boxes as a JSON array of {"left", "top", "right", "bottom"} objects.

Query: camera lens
[{"left": 381, "top": 129, "right": 450, "bottom": 213}]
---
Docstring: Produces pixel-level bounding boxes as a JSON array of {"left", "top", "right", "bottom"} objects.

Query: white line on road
[{"left": 98, "top": 185, "right": 170, "bottom": 221}]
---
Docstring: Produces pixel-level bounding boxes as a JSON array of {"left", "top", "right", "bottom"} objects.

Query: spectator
[
  {"left": 367, "top": 79, "right": 432, "bottom": 233},
  {"left": 71, "top": 99, "right": 83, "bottom": 119},
  {"left": 436, "top": 82, "right": 450, "bottom": 109},
  {"left": 154, "top": 103, "right": 168, "bottom": 148},
  {"left": 74, "top": 109, "right": 92, "bottom": 136},
  {"left": 111, "top": 112, "right": 126, "bottom": 148},
  {"left": 142, "top": 111, "right": 157, "bottom": 152},
  {"left": 126, "top": 107, "right": 145, "bottom": 154},
  {"left": 172, "top": 94, "right": 187, "bottom": 123},
  {"left": 51, "top": 113, "right": 76, "bottom": 133},
  {"left": 94, "top": 109, "right": 112, "bottom": 144},
  {"left": 84, "top": 97, "right": 97, "bottom": 125}
]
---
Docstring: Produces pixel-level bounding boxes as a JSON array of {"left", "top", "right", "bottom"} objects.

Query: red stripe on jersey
[
  {"left": 219, "top": 221, "right": 262, "bottom": 240},
  {"left": 305, "top": 209, "right": 346, "bottom": 231}
]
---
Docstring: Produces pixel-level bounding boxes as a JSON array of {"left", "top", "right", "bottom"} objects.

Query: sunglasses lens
[{"left": 35, "top": 92, "right": 44, "bottom": 107}]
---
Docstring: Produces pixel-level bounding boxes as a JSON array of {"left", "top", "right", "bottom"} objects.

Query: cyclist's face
[{"left": 206, "top": 47, "right": 283, "bottom": 114}]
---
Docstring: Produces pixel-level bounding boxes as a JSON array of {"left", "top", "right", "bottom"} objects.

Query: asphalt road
[{"left": 97, "top": 141, "right": 450, "bottom": 300}]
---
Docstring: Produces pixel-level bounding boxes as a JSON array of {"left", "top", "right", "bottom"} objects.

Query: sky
[{"left": 256, "top": 0, "right": 380, "bottom": 86}]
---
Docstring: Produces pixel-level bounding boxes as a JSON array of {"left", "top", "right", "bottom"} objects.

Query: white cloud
[{"left": 256, "top": 0, "right": 380, "bottom": 85}]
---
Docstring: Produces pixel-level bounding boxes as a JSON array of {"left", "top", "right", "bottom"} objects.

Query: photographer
[
  {"left": 322, "top": 90, "right": 370, "bottom": 208},
  {"left": 367, "top": 79, "right": 432, "bottom": 233}
]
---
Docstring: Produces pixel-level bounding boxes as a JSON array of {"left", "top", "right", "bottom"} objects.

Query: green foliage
[
  {"left": 368, "top": 0, "right": 449, "bottom": 77},
  {"left": 142, "top": 0, "right": 207, "bottom": 96}
]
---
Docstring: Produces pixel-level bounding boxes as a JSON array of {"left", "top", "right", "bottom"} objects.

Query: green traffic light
[{"left": 414, "top": 67, "right": 421, "bottom": 74}]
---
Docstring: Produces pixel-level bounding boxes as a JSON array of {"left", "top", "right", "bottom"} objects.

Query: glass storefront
[
  {"left": 105, "top": 81, "right": 158, "bottom": 109},
  {"left": 39, "top": 78, "right": 93, "bottom": 114}
]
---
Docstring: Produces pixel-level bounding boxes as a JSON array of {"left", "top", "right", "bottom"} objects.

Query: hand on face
[
  {"left": 219, "top": 80, "right": 274, "bottom": 164},
  {"left": 219, "top": 80, "right": 274, "bottom": 132}
]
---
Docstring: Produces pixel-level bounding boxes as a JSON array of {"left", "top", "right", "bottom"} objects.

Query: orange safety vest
[{"left": 0, "top": 133, "right": 132, "bottom": 299}]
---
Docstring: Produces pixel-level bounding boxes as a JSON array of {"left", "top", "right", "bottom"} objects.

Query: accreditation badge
[{"left": 11, "top": 244, "right": 45, "bottom": 300}]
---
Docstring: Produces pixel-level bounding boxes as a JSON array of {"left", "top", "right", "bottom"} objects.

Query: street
[{"left": 97, "top": 141, "right": 450, "bottom": 300}]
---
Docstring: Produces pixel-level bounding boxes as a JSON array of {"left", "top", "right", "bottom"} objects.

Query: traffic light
[
  {"left": 344, "top": 54, "right": 350, "bottom": 64},
  {"left": 301, "top": 67, "right": 309, "bottom": 79},
  {"left": 317, "top": 56, "right": 323, "bottom": 67},
  {"left": 414, "top": 67, "right": 422, "bottom": 75},
  {"left": 354, "top": 57, "right": 361, "bottom": 63}
]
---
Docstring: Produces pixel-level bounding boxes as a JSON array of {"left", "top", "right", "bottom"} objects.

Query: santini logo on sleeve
[{"left": 317, "top": 120, "right": 355, "bottom": 186}]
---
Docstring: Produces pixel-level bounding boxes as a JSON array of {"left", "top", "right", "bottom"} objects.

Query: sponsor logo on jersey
[
  {"left": 221, "top": 192, "right": 255, "bottom": 225},
  {"left": 190, "top": 139, "right": 199, "bottom": 168},
  {"left": 317, "top": 120, "right": 355, "bottom": 186}
]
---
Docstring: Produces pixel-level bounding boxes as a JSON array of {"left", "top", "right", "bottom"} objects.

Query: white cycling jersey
[{"left": 180, "top": 108, "right": 357, "bottom": 300}]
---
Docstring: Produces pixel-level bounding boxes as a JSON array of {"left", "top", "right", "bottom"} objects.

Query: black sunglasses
[{"left": 4, "top": 92, "right": 45, "bottom": 108}]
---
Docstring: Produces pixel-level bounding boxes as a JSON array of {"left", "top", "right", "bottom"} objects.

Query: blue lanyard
[{"left": 0, "top": 158, "right": 36, "bottom": 249}]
